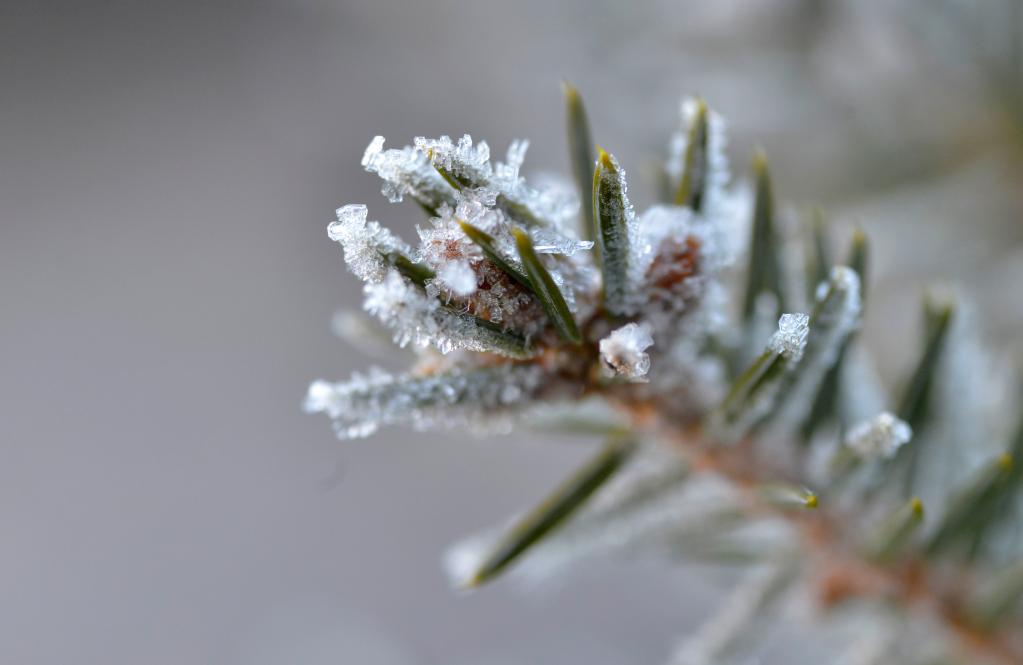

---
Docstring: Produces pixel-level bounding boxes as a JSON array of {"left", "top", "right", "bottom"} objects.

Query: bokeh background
[{"left": 3, "top": 1, "right": 1023, "bottom": 663}]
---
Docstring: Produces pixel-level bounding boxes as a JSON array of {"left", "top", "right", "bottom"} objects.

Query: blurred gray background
[{"left": 3, "top": 1, "right": 1022, "bottom": 663}]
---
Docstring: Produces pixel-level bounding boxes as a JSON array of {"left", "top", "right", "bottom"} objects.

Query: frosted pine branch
[{"left": 304, "top": 85, "right": 1023, "bottom": 664}]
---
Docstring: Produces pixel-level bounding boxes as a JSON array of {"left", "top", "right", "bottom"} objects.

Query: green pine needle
[
  {"left": 428, "top": 151, "right": 549, "bottom": 229},
  {"left": 714, "top": 348, "right": 788, "bottom": 437},
  {"left": 742, "top": 150, "right": 786, "bottom": 323},
  {"left": 467, "top": 434, "right": 637, "bottom": 587},
  {"left": 926, "top": 453, "right": 1015, "bottom": 558},
  {"left": 847, "top": 228, "right": 869, "bottom": 304},
  {"left": 592, "top": 146, "right": 632, "bottom": 316},
  {"left": 381, "top": 249, "right": 532, "bottom": 358},
  {"left": 426, "top": 148, "right": 473, "bottom": 190},
  {"left": 512, "top": 227, "right": 583, "bottom": 345},
  {"left": 969, "top": 560, "right": 1023, "bottom": 628},
  {"left": 804, "top": 208, "right": 831, "bottom": 304},
  {"left": 868, "top": 497, "right": 925, "bottom": 562},
  {"left": 673, "top": 98, "right": 709, "bottom": 211},
  {"left": 893, "top": 297, "right": 954, "bottom": 492},
  {"left": 383, "top": 251, "right": 436, "bottom": 287},
  {"left": 563, "top": 81, "right": 595, "bottom": 242},
  {"left": 760, "top": 483, "right": 818, "bottom": 509},
  {"left": 458, "top": 220, "right": 534, "bottom": 292},
  {"left": 800, "top": 229, "right": 870, "bottom": 441},
  {"left": 455, "top": 310, "right": 534, "bottom": 359}
]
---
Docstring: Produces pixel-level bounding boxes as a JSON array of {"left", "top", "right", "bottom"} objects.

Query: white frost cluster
[
  {"left": 415, "top": 135, "right": 579, "bottom": 232},
  {"left": 415, "top": 134, "right": 492, "bottom": 185},
  {"left": 437, "top": 260, "right": 477, "bottom": 296},
  {"left": 599, "top": 323, "right": 654, "bottom": 380},
  {"left": 364, "top": 272, "right": 529, "bottom": 358},
  {"left": 769, "top": 312, "right": 810, "bottom": 361},
  {"left": 844, "top": 412, "right": 913, "bottom": 460},
  {"left": 361, "top": 136, "right": 453, "bottom": 209},
  {"left": 327, "top": 135, "right": 610, "bottom": 360},
  {"left": 327, "top": 204, "right": 411, "bottom": 283}
]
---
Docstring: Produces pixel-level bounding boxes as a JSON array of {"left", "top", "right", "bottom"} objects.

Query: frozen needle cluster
[{"left": 305, "top": 85, "right": 1023, "bottom": 664}]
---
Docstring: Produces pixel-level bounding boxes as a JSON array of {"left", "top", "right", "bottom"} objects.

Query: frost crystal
[
  {"left": 600, "top": 323, "right": 654, "bottom": 380},
  {"left": 437, "top": 260, "right": 477, "bottom": 296},
  {"left": 361, "top": 136, "right": 454, "bottom": 210},
  {"left": 327, "top": 204, "right": 411, "bottom": 283},
  {"left": 769, "top": 313, "right": 810, "bottom": 361},
  {"left": 363, "top": 272, "right": 530, "bottom": 358},
  {"left": 845, "top": 412, "right": 913, "bottom": 460},
  {"left": 417, "top": 135, "right": 578, "bottom": 233},
  {"left": 415, "top": 135, "right": 491, "bottom": 186},
  {"left": 530, "top": 229, "right": 594, "bottom": 256}
]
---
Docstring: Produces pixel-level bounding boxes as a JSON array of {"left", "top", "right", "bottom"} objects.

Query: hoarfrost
[
  {"left": 361, "top": 136, "right": 454, "bottom": 210},
  {"left": 328, "top": 204, "right": 411, "bottom": 283},
  {"left": 437, "top": 260, "right": 478, "bottom": 296},
  {"left": 414, "top": 134, "right": 491, "bottom": 185},
  {"left": 416, "top": 134, "right": 578, "bottom": 233},
  {"left": 364, "top": 272, "right": 531, "bottom": 358},
  {"left": 845, "top": 412, "right": 913, "bottom": 460},
  {"left": 769, "top": 312, "right": 810, "bottom": 361},
  {"left": 600, "top": 323, "right": 654, "bottom": 380},
  {"left": 531, "top": 229, "right": 594, "bottom": 256}
]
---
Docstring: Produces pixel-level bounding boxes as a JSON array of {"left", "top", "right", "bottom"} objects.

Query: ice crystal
[
  {"left": 436, "top": 260, "right": 478, "bottom": 296},
  {"left": 845, "top": 412, "right": 913, "bottom": 460},
  {"left": 418, "top": 135, "right": 579, "bottom": 233},
  {"left": 415, "top": 134, "right": 491, "bottom": 185},
  {"left": 600, "top": 323, "right": 654, "bottom": 380},
  {"left": 361, "top": 136, "right": 454, "bottom": 211},
  {"left": 530, "top": 229, "right": 594, "bottom": 256},
  {"left": 328, "top": 204, "right": 411, "bottom": 283},
  {"left": 363, "top": 272, "right": 531, "bottom": 358},
  {"left": 769, "top": 312, "right": 810, "bottom": 361}
]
